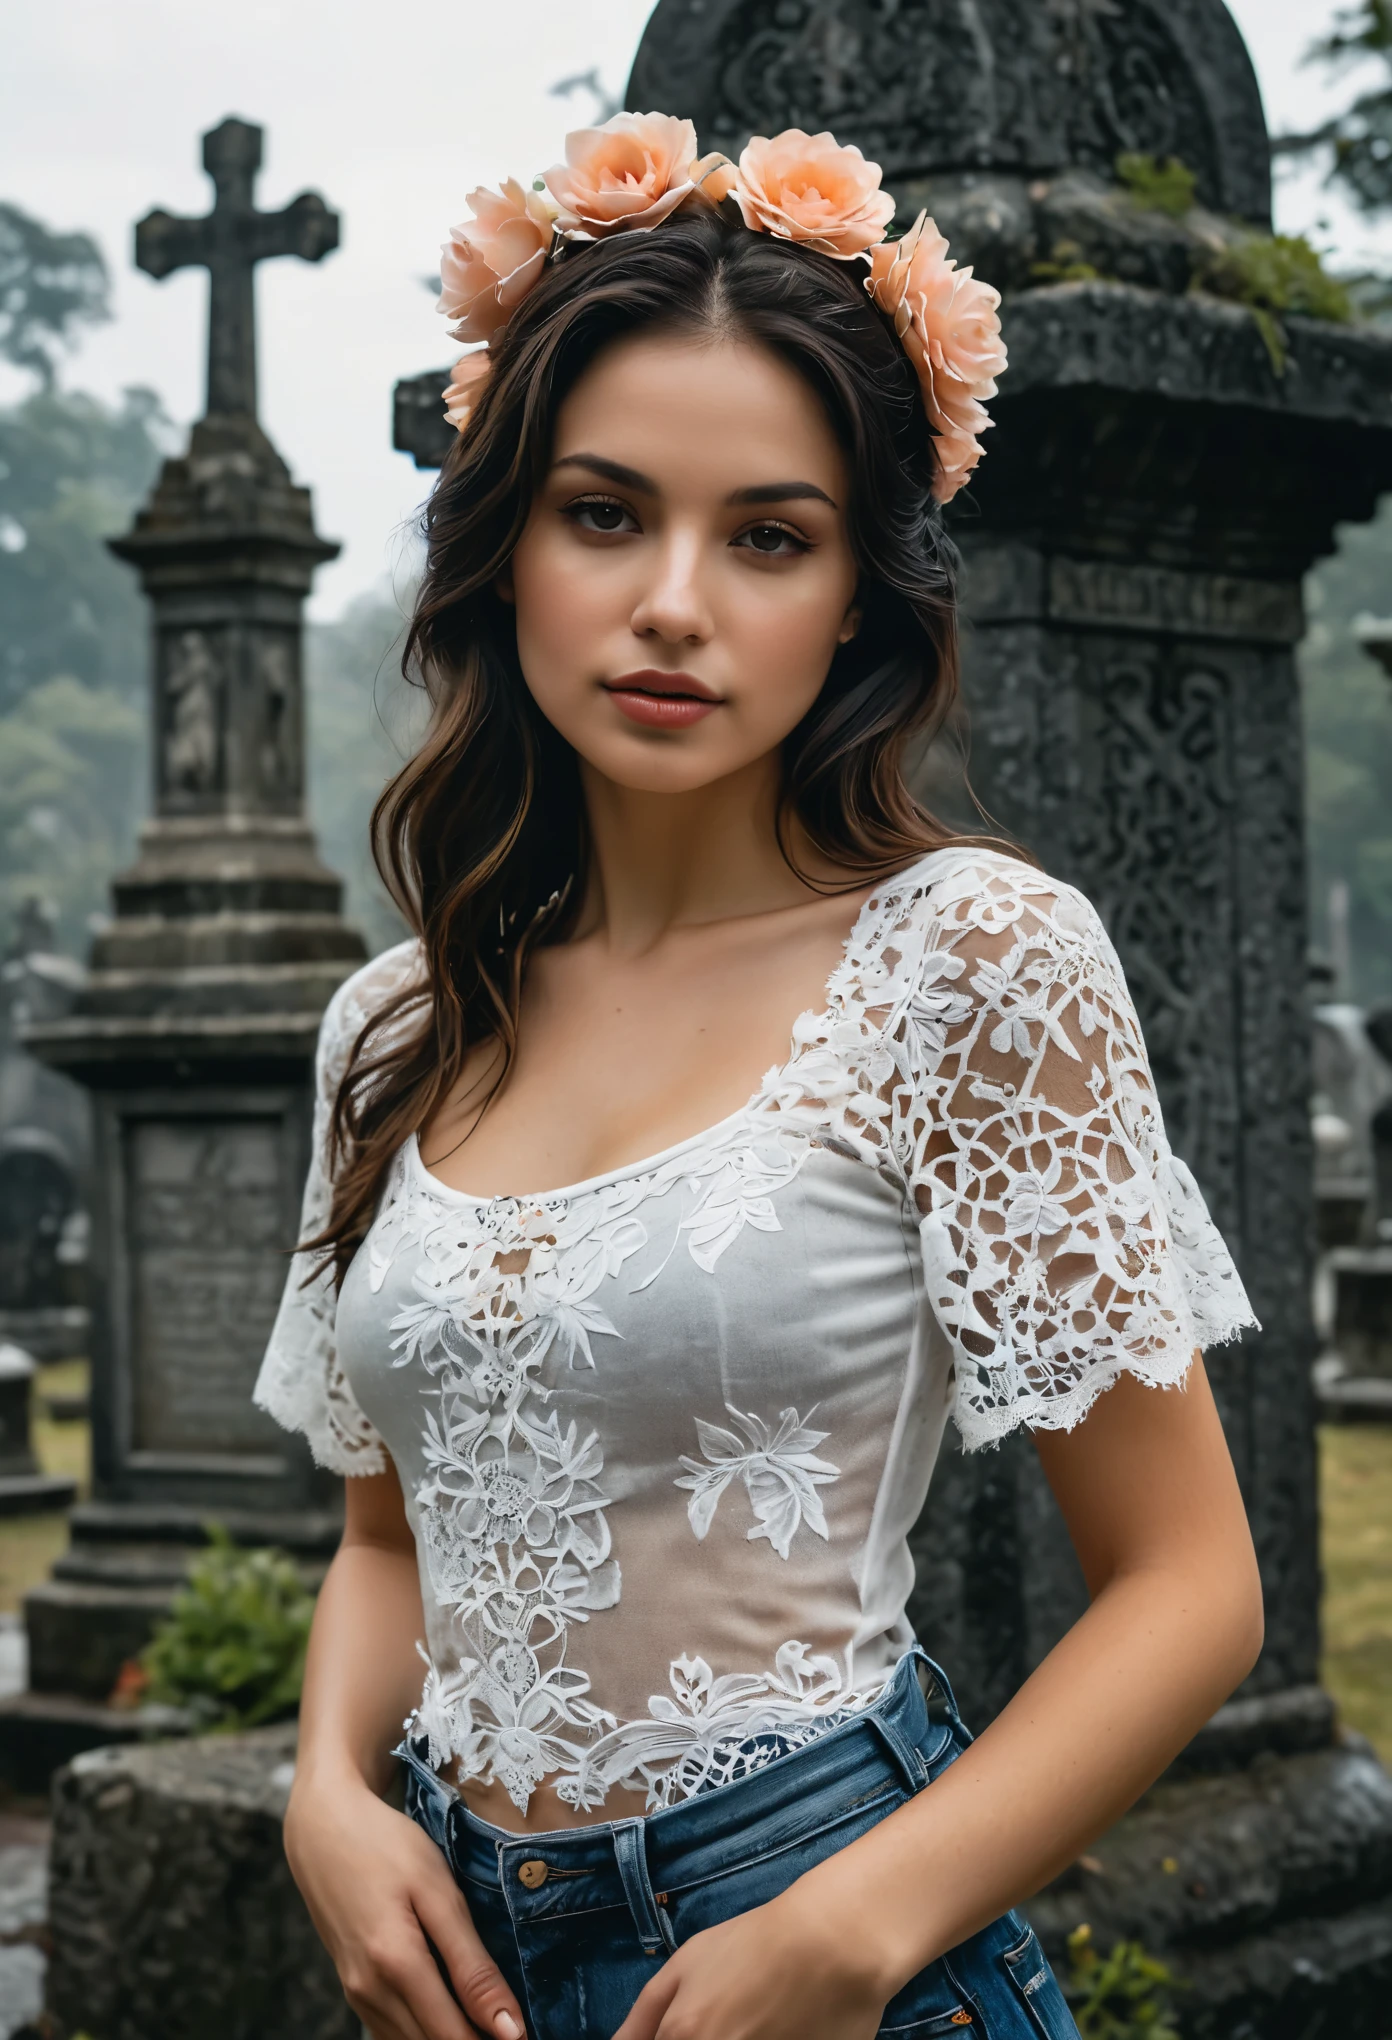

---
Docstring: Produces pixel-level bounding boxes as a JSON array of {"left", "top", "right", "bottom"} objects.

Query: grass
[{"left": 1320, "top": 1423, "right": 1392, "bottom": 1762}]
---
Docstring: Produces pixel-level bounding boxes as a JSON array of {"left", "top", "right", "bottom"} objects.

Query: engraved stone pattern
[
  {"left": 627, "top": 0, "right": 1271, "bottom": 222},
  {"left": 911, "top": 603, "right": 1319, "bottom": 1712},
  {"left": 128, "top": 1119, "right": 288, "bottom": 1456}
]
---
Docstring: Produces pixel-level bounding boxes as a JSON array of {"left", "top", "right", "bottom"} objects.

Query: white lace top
[{"left": 254, "top": 847, "right": 1256, "bottom": 1815}]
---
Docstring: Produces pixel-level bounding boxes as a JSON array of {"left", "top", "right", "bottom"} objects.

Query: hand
[
  {"left": 284, "top": 1773, "right": 527, "bottom": 2040},
  {"left": 612, "top": 1883, "right": 888, "bottom": 2040}
]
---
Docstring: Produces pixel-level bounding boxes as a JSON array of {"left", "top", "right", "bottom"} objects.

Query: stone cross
[{"left": 135, "top": 117, "right": 338, "bottom": 419}]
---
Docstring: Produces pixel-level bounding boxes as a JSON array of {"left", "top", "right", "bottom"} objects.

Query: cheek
[
  {"left": 723, "top": 567, "right": 854, "bottom": 719},
  {"left": 509, "top": 528, "right": 621, "bottom": 699}
]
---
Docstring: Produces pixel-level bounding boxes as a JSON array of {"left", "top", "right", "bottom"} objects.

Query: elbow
[
  {"left": 1232, "top": 1578, "right": 1265, "bottom": 1687},
  {"left": 1216, "top": 1544, "right": 1266, "bottom": 1695}
]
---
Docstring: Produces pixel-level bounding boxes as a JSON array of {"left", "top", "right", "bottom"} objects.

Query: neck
[{"left": 575, "top": 754, "right": 835, "bottom": 956}]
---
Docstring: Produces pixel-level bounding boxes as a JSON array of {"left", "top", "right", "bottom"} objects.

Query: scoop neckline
[{"left": 406, "top": 844, "right": 970, "bottom": 1209}]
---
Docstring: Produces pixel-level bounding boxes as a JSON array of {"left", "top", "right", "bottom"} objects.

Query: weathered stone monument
[
  {"left": 6, "top": 117, "right": 366, "bottom": 1774},
  {"left": 401, "top": 3, "right": 1392, "bottom": 2028}
]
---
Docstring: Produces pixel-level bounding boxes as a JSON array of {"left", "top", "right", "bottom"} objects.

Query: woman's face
[{"left": 504, "top": 330, "right": 860, "bottom": 794}]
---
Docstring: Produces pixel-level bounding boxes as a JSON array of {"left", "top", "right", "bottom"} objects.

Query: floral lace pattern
[
  {"left": 677, "top": 1405, "right": 839, "bottom": 1558},
  {"left": 255, "top": 848, "right": 1258, "bottom": 1814}
]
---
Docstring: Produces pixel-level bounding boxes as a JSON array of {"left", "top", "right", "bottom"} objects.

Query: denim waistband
[{"left": 397, "top": 1648, "right": 968, "bottom": 1958}]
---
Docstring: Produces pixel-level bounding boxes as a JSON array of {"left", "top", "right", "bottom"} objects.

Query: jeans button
[{"left": 518, "top": 1859, "right": 549, "bottom": 1889}]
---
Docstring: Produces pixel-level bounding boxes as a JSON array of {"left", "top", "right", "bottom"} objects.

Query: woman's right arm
[{"left": 284, "top": 1459, "right": 527, "bottom": 2040}]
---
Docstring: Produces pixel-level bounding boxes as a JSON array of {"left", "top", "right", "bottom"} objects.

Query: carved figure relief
[
  {"left": 162, "top": 629, "right": 222, "bottom": 796},
  {"left": 258, "top": 636, "right": 297, "bottom": 800}
]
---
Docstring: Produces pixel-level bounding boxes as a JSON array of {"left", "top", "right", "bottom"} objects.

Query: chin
[{"left": 581, "top": 741, "right": 748, "bottom": 795}]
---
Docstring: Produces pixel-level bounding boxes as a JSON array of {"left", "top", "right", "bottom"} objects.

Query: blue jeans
[{"left": 398, "top": 1649, "right": 1080, "bottom": 2039}]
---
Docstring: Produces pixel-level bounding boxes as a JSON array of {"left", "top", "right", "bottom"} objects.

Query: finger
[
  {"left": 348, "top": 1932, "right": 481, "bottom": 2040},
  {"left": 611, "top": 1964, "right": 681, "bottom": 2040},
  {"left": 416, "top": 1885, "right": 527, "bottom": 2040}
]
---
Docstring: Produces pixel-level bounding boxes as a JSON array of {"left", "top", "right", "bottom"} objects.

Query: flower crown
[{"left": 438, "top": 112, "right": 1007, "bottom": 505}]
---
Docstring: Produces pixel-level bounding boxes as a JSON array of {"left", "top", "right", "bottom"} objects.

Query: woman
[{"left": 257, "top": 113, "right": 1264, "bottom": 2040}]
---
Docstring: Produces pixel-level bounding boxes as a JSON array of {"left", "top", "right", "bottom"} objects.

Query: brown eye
[
  {"left": 735, "top": 522, "right": 808, "bottom": 557},
  {"left": 566, "top": 496, "right": 636, "bottom": 535}
]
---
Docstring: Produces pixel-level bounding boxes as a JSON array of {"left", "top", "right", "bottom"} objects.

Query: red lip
[{"left": 603, "top": 670, "right": 722, "bottom": 730}]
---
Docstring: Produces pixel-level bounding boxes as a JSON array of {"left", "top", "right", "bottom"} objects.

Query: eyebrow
[{"left": 552, "top": 452, "right": 838, "bottom": 511}]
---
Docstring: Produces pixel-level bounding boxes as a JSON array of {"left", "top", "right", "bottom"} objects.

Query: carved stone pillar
[{"left": 4, "top": 130, "right": 367, "bottom": 1779}]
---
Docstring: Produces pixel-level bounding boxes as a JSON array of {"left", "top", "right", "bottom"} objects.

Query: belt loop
[
  {"left": 867, "top": 1707, "right": 929, "bottom": 1794},
  {"left": 611, "top": 1818, "right": 676, "bottom": 1956}
]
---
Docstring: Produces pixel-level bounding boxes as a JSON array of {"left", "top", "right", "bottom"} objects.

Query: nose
[{"left": 629, "top": 526, "right": 713, "bottom": 648}]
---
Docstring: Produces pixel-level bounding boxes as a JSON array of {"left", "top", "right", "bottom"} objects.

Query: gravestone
[
  {"left": 0, "top": 904, "right": 92, "bottom": 1363},
  {"left": 391, "top": 1, "right": 1392, "bottom": 2027},
  {"left": 8, "top": 118, "right": 367, "bottom": 1779}
]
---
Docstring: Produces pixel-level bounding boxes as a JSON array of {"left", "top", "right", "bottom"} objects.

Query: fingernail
[{"left": 496, "top": 2015, "right": 522, "bottom": 2040}]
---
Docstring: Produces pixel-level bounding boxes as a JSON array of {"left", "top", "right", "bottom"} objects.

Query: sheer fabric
[{"left": 255, "top": 847, "right": 1256, "bottom": 1813}]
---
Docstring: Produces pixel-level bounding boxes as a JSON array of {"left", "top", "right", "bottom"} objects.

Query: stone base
[
  {"left": 0, "top": 1691, "right": 189, "bottom": 1797},
  {"left": 45, "top": 1725, "right": 355, "bottom": 2040},
  {"left": 24, "top": 1580, "right": 179, "bottom": 1701},
  {"left": 1028, "top": 1735, "right": 1392, "bottom": 2038},
  {"left": 0, "top": 1476, "right": 76, "bottom": 1518}
]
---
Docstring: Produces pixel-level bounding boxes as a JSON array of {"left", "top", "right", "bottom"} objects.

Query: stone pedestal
[
  {"left": 7, "top": 125, "right": 366, "bottom": 1782},
  {"left": 44, "top": 1726, "right": 356, "bottom": 2040}
]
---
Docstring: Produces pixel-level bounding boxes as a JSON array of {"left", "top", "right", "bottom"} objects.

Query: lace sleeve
[
  {"left": 252, "top": 940, "right": 423, "bottom": 1475},
  {"left": 888, "top": 853, "right": 1259, "bottom": 1450}
]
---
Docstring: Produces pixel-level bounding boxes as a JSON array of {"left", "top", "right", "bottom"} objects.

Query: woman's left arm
[{"left": 615, "top": 1357, "right": 1263, "bottom": 2040}]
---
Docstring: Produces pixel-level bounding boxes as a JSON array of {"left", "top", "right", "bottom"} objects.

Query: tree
[
  {"left": 0, "top": 201, "right": 109, "bottom": 391},
  {"left": 306, "top": 588, "right": 419, "bottom": 959},
  {"left": 1273, "top": 2, "right": 1392, "bottom": 215},
  {"left": 0, "top": 385, "right": 171, "bottom": 711}
]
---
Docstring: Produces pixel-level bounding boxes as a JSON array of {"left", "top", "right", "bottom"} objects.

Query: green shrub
[
  {"left": 139, "top": 1524, "right": 315, "bottom": 1731},
  {"left": 1065, "top": 1924, "right": 1185, "bottom": 2039},
  {"left": 1116, "top": 152, "right": 1198, "bottom": 218}
]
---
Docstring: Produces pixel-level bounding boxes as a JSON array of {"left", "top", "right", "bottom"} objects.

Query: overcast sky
[{"left": 1, "top": 0, "right": 1385, "bottom": 617}]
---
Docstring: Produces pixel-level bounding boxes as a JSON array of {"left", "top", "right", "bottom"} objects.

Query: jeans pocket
[
  {"left": 878, "top": 1956, "right": 979, "bottom": 2035},
  {"left": 1000, "top": 1925, "right": 1081, "bottom": 2039}
]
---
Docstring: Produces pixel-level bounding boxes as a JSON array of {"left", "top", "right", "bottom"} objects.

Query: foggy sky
[{"left": 0, "top": 0, "right": 1380, "bottom": 617}]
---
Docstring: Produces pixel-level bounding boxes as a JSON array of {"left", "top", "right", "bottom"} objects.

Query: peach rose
[
  {"left": 543, "top": 111, "right": 704, "bottom": 238},
  {"left": 732, "top": 130, "right": 895, "bottom": 259},
  {"left": 442, "top": 350, "right": 492, "bottom": 432},
  {"left": 866, "top": 211, "right": 1008, "bottom": 501},
  {"left": 438, "top": 179, "right": 557, "bottom": 346}
]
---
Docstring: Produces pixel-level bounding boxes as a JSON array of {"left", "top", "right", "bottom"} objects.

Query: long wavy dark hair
[{"left": 314, "top": 198, "right": 983, "bottom": 1280}]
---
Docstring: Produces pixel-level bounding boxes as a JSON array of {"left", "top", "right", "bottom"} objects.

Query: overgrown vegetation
[
  {"left": 1064, "top": 1926, "right": 1185, "bottom": 2039},
  {"left": 1196, "top": 231, "right": 1354, "bottom": 372},
  {"left": 136, "top": 1525, "right": 314, "bottom": 1731},
  {"left": 1115, "top": 152, "right": 1198, "bottom": 219}
]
